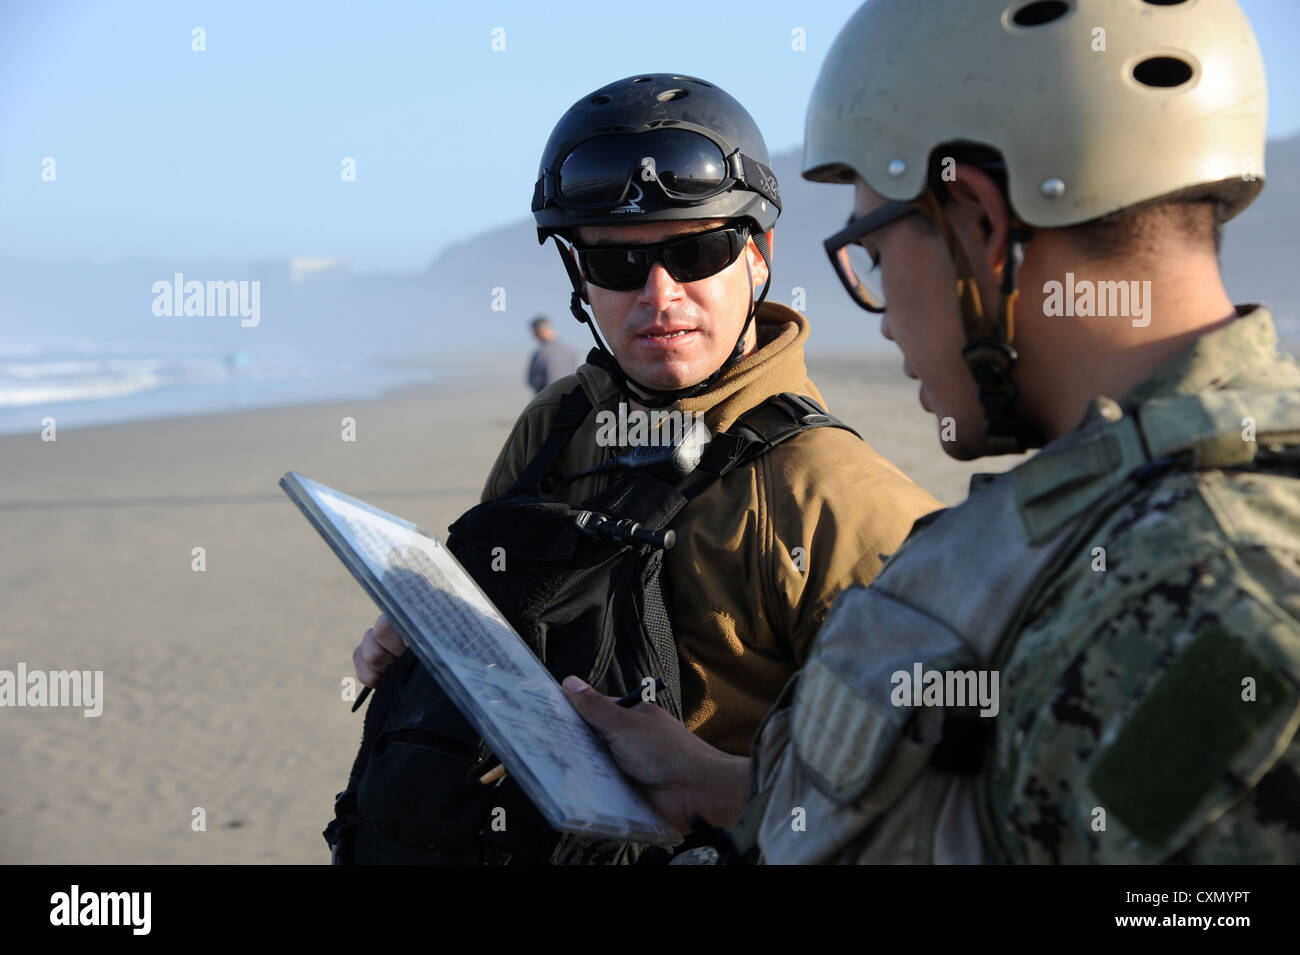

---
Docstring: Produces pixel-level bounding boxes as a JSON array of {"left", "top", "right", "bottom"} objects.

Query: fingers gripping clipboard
[{"left": 281, "top": 471, "right": 680, "bottom": 848}]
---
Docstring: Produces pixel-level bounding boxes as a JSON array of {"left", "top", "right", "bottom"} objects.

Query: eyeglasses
[
  {"left": 823, "top": 201, "right": 919, "bottom": 313},
  {"left": 572, "top": 223, "right": 750, "bottom": 291},
  {"left": 535, "top": 128, "right": 779, "bottom": 213}
]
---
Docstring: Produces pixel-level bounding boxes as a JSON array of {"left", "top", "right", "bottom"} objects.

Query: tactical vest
[
  {"left": 326, "top": 385, "right": 859, "bottom": 864},
  {"left": 739, "top": 386, "right": 1300, "bottom": 864}
]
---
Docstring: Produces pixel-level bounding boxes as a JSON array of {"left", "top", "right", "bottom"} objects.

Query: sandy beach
[{"left": 0, "top": 353, "right": 1021, "bottom": 864}]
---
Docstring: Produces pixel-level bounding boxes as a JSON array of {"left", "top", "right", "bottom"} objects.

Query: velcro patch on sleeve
[
  {"left": 792, "top": 656, "right": 905, "bottom": 803},
  {"left": 1087, "top": 625, "right": 1293, "bottom": 847}
]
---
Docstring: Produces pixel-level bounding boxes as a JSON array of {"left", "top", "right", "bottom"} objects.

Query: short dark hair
[
  {"left": 927, "top": 142, "right": 1223, "bottom": 263},
  {"left": 1065, "top": 197, "right": 1224, "bottom": 263},
  {"left": 530, "top": 316, "right": 551, "bottom": 332}
]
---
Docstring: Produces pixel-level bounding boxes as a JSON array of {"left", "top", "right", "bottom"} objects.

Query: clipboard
[{"left": 280, "top": 471, "right": 680, "bottom": 848}]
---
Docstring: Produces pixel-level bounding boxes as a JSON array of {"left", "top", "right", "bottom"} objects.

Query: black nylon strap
[
  {"left": 509, "top": 385, "right": 594, "bottom": 495},
  {"left": 514, "top": 390, "right": 859, "bottom": 513},
  {"left": 678, "top": 394, "right": 860, "bottom": 502},
  {"left": 583, "top": 470, "right": 688, "bottom": 529},
  {"left": 740, "top": 153, "right": 781, "bottom": 209},
  {"left": 638, "top": 551, "right": 683, "bottom": 722}
]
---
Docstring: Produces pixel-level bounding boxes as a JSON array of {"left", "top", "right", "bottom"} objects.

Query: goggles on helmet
[{"left": 534, "top": 128, "right": 779, "bottom": 214}]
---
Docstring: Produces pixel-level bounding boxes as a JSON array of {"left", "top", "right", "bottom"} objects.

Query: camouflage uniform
[
  {"left": 989, "top": 307, "right": 1300, "bottom": 863},
  {"left": 746, "top": 307, "right": 1300, "bottom": 864}
]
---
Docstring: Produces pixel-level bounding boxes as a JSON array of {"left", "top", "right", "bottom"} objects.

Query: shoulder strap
[
  {"left": 508, "top": 385, "right": 593, "bottom": 495},
  {"left": 678, "top": 393, "right": 861, "bottom": 502},
  {"left": 513, "top": 391, "right": 858, "bottom": 524},
  {"left": 1135, "top": 388, "right": 1300, "bottom": 468},
  {"left": 1016, "top": 388, "right": 1300, "bottom": 543}
]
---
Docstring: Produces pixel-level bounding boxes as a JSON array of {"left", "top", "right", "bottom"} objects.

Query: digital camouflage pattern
[
  {"left": 747, "top": 306, "right": 1300, "bottom": 865},
  {"left": 986, "top": 306, "right": 1300, "bottom": 863}
]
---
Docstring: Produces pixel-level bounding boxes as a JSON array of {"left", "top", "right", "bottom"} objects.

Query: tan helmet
[{"left": 804, "top": 0, "right": 1267, "bottom": 226}]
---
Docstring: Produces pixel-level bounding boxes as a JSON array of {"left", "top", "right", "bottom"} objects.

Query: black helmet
[
  {"left": 533, "top": 74, "right": 781, "bottom": 407},
  {"left": 533, "top": 74, "right": 780, "bottom": 240}
]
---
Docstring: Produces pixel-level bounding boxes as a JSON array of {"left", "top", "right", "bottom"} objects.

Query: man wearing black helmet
[
  {"left": 491, "top": 74, "right": 937, "bottom": 753},
  {"left": 345, "top": 75, "right": 939, "bottom": 861}
]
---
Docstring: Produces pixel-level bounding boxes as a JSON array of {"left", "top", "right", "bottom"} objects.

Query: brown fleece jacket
[{"left": 482, "top": 302, "right": 942, "bottom": 754}]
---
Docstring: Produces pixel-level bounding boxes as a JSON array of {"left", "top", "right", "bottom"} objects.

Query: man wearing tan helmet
[{"left": 564, "top": 0, "right": 1300, "bottom": 864}]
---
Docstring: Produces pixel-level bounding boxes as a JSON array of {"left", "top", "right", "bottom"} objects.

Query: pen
[
  {"left": 478, "top": 677, "right": 670, "bottom": 785},
  {"left": 614, "top": 677, "right": 667, "bottom": 708}
]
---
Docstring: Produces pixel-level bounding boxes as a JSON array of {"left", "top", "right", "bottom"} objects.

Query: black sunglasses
[
  {"left": 572, "top": 223, "right": 751, "bottom": 291},
  {"left": 823, "top": 200, "right": 919, "bottom": 313}
]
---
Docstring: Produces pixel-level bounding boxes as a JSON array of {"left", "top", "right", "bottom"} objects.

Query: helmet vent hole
[
  {"left": 1142, "top": 0, "right": 1189, "bottom": 5},
  {"left": 632, "top": 77, "right": 652, "bottom": 83},
  {"left": 656, "top": 89, "right": 688, "bottom": 102},
  {"left": 1011, "top": 1, "right": 1070, "bottom": 27},
  {"left": 590, "top": 94, "right": 612, "bottom": 106},
  {"left": 1133, "top": 55, "right": 1194, "bottom": 88}
]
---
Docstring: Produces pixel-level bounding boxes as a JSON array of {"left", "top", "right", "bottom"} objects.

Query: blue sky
[{"left": 2, "top": 0, "right": 1297, "bottom": 272}]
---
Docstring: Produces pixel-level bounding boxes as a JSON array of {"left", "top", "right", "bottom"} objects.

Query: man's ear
[
  {"left": 563, "top": 243, "right": 591, "bottom": 303},
  {"left": 747, "top": 230, "right": 773, "bottom": 286},
  {"left": 945, "top": 165, "right": 1011, "bottom": 279}
]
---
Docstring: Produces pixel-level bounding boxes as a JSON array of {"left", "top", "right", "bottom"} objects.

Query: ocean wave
[
  {"left": 0, "top": 342, "right": 434, "bottom": 428},
  {"left": 0, "top": 372, "right": 164, "bottom": 406},
  {"left": 0, "top": 354, "right": 233, "bottom": 407}
]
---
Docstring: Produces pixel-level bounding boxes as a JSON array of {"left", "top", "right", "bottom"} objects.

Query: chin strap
[
  {"left": 550, "top": 230, "right": 772, "bottom": 409},
  {"left": 912, "top": 190, "right": 1043, "bottom": 455}
]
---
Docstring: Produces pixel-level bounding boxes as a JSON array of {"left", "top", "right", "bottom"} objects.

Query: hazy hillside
[
  {"left": 422, "top": 136, "right": 1300, "bottom": 354},
  {"left": 2, "top": 137, "right": 1296, "bottom": 369}
]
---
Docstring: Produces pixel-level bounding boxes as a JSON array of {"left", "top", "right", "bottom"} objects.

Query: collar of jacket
[
  {"left": 1120, "top": 305, "right": 1285, "bottom": 407},
  {"left": 571, "top": 302, "right": 820, "bottom": 434},
  {"left": 966, "top": 305, "right": 1290, "bottom": 498}
]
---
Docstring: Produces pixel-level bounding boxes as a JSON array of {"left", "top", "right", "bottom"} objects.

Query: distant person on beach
[
  {"left": 335, "top": 73, "right": 940, "bottom": 864},
  {"left": 526, "top": 316, "right": 579, "bottom": 394}
]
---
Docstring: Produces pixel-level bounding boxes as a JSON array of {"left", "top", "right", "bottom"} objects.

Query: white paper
[{"left": 288, "top": 473, "right": 679, "bottom": 846}]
